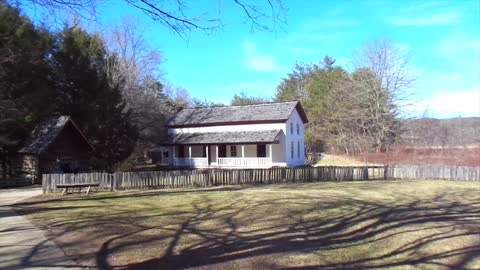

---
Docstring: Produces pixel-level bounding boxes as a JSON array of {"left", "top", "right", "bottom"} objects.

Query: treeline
[
  {"left": 1, "top": 1, "right": 419, "bottom": 173},
  {"left": 401, "top": 117, "right": 480, "bottom": 148},
  {"left": 274, "top": 41, "right": 413, "bottom": 155},
  {"left": 0, "top": 3, "right": 189, "bottom": 173}
]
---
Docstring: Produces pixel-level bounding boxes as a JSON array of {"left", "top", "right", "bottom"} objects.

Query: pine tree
[
  {"left": 53, "top": 26, "right": 137, "bottom": 170},
  {"left": 0, "top": 3, "right": 54, "bottom": 178}
]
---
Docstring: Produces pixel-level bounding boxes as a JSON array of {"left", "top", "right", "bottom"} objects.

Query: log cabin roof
[
  {"left": 19, "top": 116, "right": 93, "bottom": 155},
  {"left": 161, "top": 129, "right": 283, "bottom": 145},
  {"left": 167, "top": 101, "right": 308, "bottom": 128}
]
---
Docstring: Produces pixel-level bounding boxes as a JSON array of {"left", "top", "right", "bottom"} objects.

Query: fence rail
[
  {"left": 42, "top": 165, "right": 480, "bottom": 193},
  {"left": 390, "top": 164, "right": 480, "bottom": 181},
  {"left": 217, "top": 157, "right": 272, "bottom": 167},
  {"left": 173, "top": 157, "right": 208, "bottom": 167}
]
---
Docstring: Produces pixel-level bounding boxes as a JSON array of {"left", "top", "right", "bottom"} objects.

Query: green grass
[{"left": 16, "top": 180, "right": 480, "bottom": 269}]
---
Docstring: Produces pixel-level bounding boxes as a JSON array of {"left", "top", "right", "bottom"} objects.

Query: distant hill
[{"left": 400, "top": 117, "right": 480, "bottom": 148}]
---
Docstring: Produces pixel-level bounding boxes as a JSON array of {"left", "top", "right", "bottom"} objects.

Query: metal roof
[
  {"left": 19, "top": 116, "right": 93, "bottom": 155},
  {"left": 167, "top": 101, "right": 308, "bottom": 127},
  {"left": 162, "top": 129, "right": 283, "bottom": 145}
]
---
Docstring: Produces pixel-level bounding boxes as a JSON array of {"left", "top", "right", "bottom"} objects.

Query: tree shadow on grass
[
  {"left": 15, "top": 185, "right": 253, "bottom": 206},
  {"left": 15, "top": 184, "right": 480, "bottom": 270}
]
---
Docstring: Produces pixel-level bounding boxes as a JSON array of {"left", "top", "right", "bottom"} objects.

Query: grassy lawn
[
  {"left": 314, "top": 154, "right": 381, "bottom": 166},
  {"left": 16, "top": 180, "right": 480, "bottom": 270}
]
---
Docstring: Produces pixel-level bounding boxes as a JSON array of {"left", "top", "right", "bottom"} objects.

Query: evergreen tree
[
  {"left": 274, "top": 63, "right": 317, "bottom": 102},
  {"left": 0, "top": 2, "right": 53, "bottom": 178},
  {"left": 305, "top": 58, "right": 349, "bottom": 152},
  {"left": 230, "top": 91, "right": 270, "bottom": 106},
  {"left": 53, "top": 26, "right": 137, "bottom": 170}
]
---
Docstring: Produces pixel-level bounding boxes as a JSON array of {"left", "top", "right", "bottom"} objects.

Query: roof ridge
[
  {"left": 167, "top": 100, "right": 307, "bottom": 127},
  {"left": 183, "top": 100, "right": 299, "bottom": 110}
]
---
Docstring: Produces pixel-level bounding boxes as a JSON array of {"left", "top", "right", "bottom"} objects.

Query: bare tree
[
  {"left": 104, "top": 16, "right": 163, "bottom": 101},
  {"left": 8, "top": 0, "right": 286, "bottom": 36},
  {"left": 102, "top": 17, "right": 171, "bottom": 166},
  {"left": 352, "top": 40, "right": 416, "bottom": 152},
  {"left": 353, "top": 40, "right": 416, "bottom": 112},
  {"left": 163, "top": 83, "right": 191, "bottom": 111}
]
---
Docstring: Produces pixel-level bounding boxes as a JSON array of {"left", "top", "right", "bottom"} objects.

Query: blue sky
[{"left": 25, "top": 0, "right": 480, "bottom": 118}]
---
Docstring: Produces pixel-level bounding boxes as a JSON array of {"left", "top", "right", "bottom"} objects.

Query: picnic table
[{"left": 56, "top": 183, "right": 100, "bottom": 195}]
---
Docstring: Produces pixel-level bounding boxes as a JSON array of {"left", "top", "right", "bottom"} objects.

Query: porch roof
[{"left": 161, "top": 129, "right": 282, "bottom": 145}]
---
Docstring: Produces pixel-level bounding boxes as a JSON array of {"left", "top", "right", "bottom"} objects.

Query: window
[
  {"left": 162, "top": 151, "right": 169, "bottom": 158},
  {"left": 290, "top": 122, "right": 294, "bottom": 134},
  {"left": 202, "top": 146, "right": 207, "bottom": 157},
  {"left": 219, "top": 145, "right": 227, "bottom": 157},
  {"left": 296, "top": 123, "right": 300, "bottom": 135},
  {"left": 297, "top": 141, "right": 301, "bottom": 158},
  {"left": 290, "top": 141, "right": 294, "bottom": 159},
  {"left": 230, "top": 145, "right": 237, "bottom": 157},
  {"left": 257, "top": 144, "right": 266, "bottom": 157}
]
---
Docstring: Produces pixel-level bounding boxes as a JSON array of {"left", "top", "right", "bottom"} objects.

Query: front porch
[{"left": 172, "top": 144, "right": 276, "bottom": 168}]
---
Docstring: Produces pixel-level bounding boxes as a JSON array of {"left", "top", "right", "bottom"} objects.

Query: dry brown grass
[
  {"left": 315, "top": 154, "right": 382, "bottom": 166},
  {"left": 359, "top": 148, "right": 480, "bottom": 166},
  {"left": 16, "top": 181, "right": 480, "bottom": 270}
]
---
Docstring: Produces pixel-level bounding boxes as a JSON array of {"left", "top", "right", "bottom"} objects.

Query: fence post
[
  {"left": 110, "top": 173, "right": 116, "bottom": 191},
  {"left": 42, "top": 174, "right": 47, "bottom": 194},
  {"left": 384, "top": 165, "right": 389, "bottom": 180},
  {"left": 363, "top": 167, "right": 369, "bottom": 180}
]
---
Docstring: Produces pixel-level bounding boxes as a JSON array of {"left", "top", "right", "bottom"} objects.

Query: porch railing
[
  {"left": 174, "top": 157, "right": 208, "bottom": 167},
  {"left": 217, "top": 157, "right": 272, "bottom": 167}
]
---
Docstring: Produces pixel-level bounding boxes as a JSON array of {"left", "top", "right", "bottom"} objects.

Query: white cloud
[
  {"left": 228, "top": 81, "right": 278, "bottom": 91},
  {"left": 434, "top": 34, "right": 480, "bottom": 57},
  {"left": 244, "top": 41, "right": 277, "bottom": 72},
  {"left": 210, "top": 81, "right": 278, "bottom": 94},
  {"left": 431, "top": 33, "right": 480, "bottom": 79},
  {"left": 303, "top": 18, "right": 359, "bottom": 29},
  {"left": 386, "top": 11, "right": 460, "bottom": 26},
  {"left": 414, "top": 88, "right": 480, "bottom": 118},
  {"left": 403, "top": 1, "right": 451, "bottom": 13}
]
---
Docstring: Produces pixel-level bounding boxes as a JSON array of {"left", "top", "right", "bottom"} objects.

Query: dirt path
[{"left": 0, "top": 187, "right": 83, "bottom": 270}]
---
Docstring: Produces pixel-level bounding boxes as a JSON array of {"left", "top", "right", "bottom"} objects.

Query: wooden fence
[
  {"left": 389, "top": 165, "right": 480, "bottom": 181},
  {"left": 42, "top": 173, "right": 114, "bottom": 193},
  {"left": 42, "top": 165, "right": 480, "bottom": 193}
]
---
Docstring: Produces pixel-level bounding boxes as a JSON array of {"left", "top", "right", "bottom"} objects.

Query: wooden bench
[{"left": 56, "top": 183, "right": 100, "bottom": 195}]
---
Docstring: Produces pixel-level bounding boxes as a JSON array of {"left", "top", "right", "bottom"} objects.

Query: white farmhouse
[{"left": 157, "top": 101, "right": 308, "bottom": 168}]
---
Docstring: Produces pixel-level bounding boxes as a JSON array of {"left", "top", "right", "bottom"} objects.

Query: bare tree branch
[{"left": 8, "top": 0, "right": 286, "bottom": 36}]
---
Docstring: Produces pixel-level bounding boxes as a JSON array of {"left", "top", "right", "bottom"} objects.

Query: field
[
  {"left": 315, "top": 154, "right": 380, "bottom": 166},
  {"left": 357, "top": 148, "right": 480, "bottom": 167},
  {"left": 16, "top": 181, "right": 480, "bottom": 270}
]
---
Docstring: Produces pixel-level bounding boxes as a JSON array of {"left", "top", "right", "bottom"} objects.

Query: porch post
[
  {"left": 172, "top": 145, "right": 176, "bottom": 166},
  {"left": 215, "top": 145, "right": 219, "bottom": 164},
  {"left": 269, "top": 144, "right": 273, "bottom": 163},
  {"left": 241, "top": 145, "right": 245, "bottom": 167},
  {"left": 206, "top": 145, "right": 209, "bottom": 166},
  {"left": 188, "top": 146, "right": 192, "bottom": 167}
]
